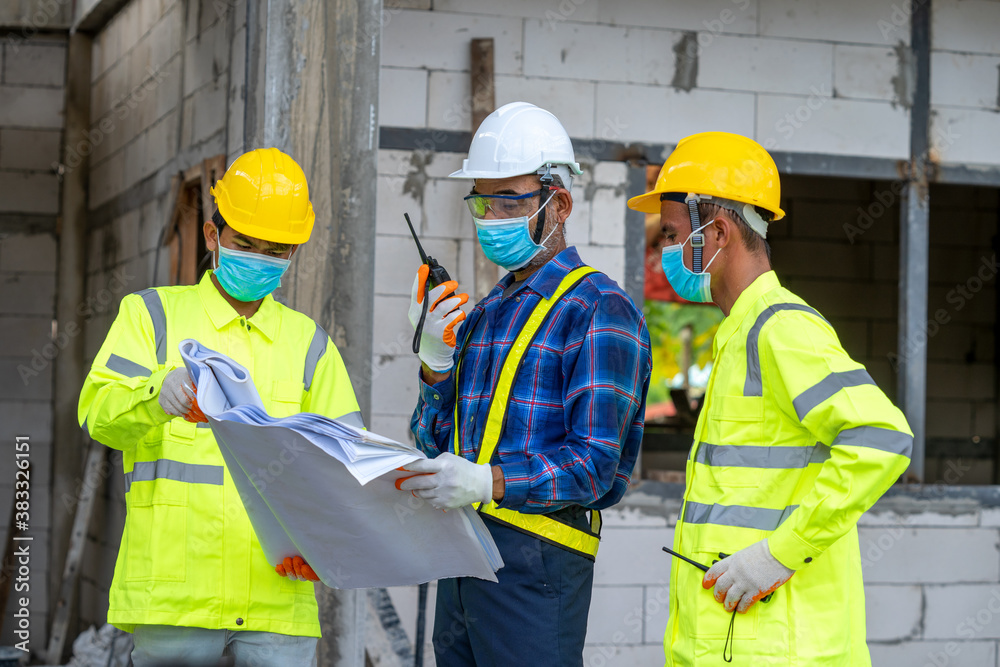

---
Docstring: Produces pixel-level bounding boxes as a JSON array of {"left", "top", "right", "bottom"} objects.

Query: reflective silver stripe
[
  {"left": 744, "top": 304, "right": 825, "bottom": 397},
  {"left": 695, "top": 442, "right": 829, "bottom": 469},
  {"left": 197, "top": 421, "right": 210, "bottom": 428},
  {"left": 124, "top": 459, "right": 224, "bottom": 492},
  {"left": 106, "top": 353, "right": 151, "bottom": 378},
  {"left": 303, "top": 322, "right": 329, "bottom": 391},
  {"left": 135, "top": 288, "right": 166, "bottom": 365},
  {"left": 336, "top": 410, "right": 366, "bottom": 429},
  {"left": 683, "top": 500, "right": 798, "bottom": 531},
  {"left": 793, "top": 369, "right": 876, "bottom": 421},
  {"left": 834, "top": 426, "right": 913, "bottom": 457}
]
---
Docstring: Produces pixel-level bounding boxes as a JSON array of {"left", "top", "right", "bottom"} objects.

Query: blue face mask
[
  {"left": 213, "top": 245, "right": 291, "bottom": 302},
  {"left": 660, "top": 220, "right": 720, "bottom": 303},
  {"left": 473, "top": 193, "right": 556, "bottom": 272}
]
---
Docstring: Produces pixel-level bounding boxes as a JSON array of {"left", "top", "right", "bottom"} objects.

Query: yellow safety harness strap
[{"left": 453, "top": 265, "right": 604, "bottom": 560}]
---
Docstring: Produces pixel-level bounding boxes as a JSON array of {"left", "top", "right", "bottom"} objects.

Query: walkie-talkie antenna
[{"left": 404, "top": 213, "right": 430, "bottom": 265}]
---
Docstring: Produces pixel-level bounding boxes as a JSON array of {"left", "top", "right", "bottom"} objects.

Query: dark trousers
[{"left": 432, "top": 516, "right": 595, "bottom": 667}]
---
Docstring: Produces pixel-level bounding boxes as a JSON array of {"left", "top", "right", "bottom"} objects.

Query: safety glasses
[{"left": 464, "top": 188, "right": 547, "bottom": 219}]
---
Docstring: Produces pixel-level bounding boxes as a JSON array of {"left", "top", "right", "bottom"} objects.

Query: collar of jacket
[
  {"left": 197, "top": 271, "right": 279, "bottom": 341},
  {"left": 712, "top": 269, "right": 780, "bottom": 357},
  {"left": 496, "top": 246, "right": 585, "bottom": 301}
]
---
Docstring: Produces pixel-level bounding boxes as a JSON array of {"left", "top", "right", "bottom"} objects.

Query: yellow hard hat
[
  {"left": 627, "top": 132, "right": 785, "bottom": 221},
  {"left": 210, "top": 148, "right": 315, "bottom": 244}
]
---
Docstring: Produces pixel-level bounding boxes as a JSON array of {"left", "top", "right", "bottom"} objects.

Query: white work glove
[
  {"left": 408, "top": 265, "right": 468, "bottom": 372},
  {"left": 702, "top": 539, "right": 794, "bottom": 613},
  {"left": 397, "top": 452, "right": 493, "bottom": 510},
  {"left": 158, "top": 368, "right": 206, "bottom": 422}
]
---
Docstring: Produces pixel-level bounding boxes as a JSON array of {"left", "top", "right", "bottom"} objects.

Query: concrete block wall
[
  {"left": 0, "top": 34, "right": 65, "bottom": 218},
  {"left": 0, "top": 31, "right": 65, "bottom": 647},
  {"left": 930, "top": 0, "right": 1000, "bottom": 167},
  {"left": 370, "top": 148, "right": 628, "bottom": 444},
  {"left": 88, "top": 0, "right": 243, "bottom": 209},
  {"left": 922, "top": 185, "right": 997, "bottom": 480},
  {"left": 380, "top": 0, "right": 920, "bottom": 160},
  {"left": 0, "top": 232, "right": 57, "bottom": 647}
]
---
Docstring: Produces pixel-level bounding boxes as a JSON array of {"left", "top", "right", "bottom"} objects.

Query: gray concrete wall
[
  {"left": 379, "top": 0, "right": 932, "bottom": 161},
  {"left": 0, "top": 0, "right": 72, "bottom": 29},
  {"left": 0, "top": 30, "right": 66, "bottom": 648}
]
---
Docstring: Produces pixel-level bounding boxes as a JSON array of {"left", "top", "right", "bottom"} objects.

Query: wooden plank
[
  {"left": 162, "top": 173, "right": 183, "bottom": 246},
  {"left": 44, "top": 444, "right": 106, "bottom": 664},
  {"left": 200, "top": 161, "right": 214, "bottom": 226},
  {"left": 470, "top": 38, "right": 498, "bottom": 301},
  {"left": 177, "top": 188, "right": 200, "bottom": 285},
  {"left": 183, "top": 163, "right": 203, "bottom": 185},
  {"left": 470, "top": 39, "right": 495, "bottom": 130},
  {"left": 200, "top": 155, "right": 226, "bottom": 223}
]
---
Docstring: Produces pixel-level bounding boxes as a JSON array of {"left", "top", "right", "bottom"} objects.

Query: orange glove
[
  {"left": 183, "top": 385, "right": 208, "bottom": 424},
  {"left": 702, "top": 539, "right": 794, "bottom": 613},
  {"left": 408, "top": 264, "right": 468, "bottom": 371},
  {"left": 275, "top": 556, "right": 319, "bottom": 582}
]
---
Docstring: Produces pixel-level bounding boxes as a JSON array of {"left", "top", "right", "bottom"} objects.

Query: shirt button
[
  {"left": 804, "top": 557, "right": 813, "bottom": 563},
  {"left": 469, "top": 415, "right": 475, "bottom": 423},
  {"left": 236, "top": 618, "right": 244, "bottom": 626},
  {"left": 433, "top": 394, "right": 440, "bottom": 400},
  {"left": 515, "top": 296, "right": 520, "bottom": 302}
]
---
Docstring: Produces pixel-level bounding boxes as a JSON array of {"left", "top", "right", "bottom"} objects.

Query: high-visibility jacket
[
  {"left": 666, "top": 271, "right": 912, "bottom": 666},
  {"left": 78, "top": 272, "right": 361, "bottom": 637}
]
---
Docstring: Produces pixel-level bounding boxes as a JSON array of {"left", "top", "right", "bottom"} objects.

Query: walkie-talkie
[{"left": 406, "top": 213, "right": 452, "bottom": 354}]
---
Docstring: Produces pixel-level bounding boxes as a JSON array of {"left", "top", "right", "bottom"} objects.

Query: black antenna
[{"left": 405, "top": 213, "right": 430, "bottom": 265}]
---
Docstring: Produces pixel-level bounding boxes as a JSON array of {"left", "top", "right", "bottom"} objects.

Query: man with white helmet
[
  {"left": 629, "top": 132, "right": 912, "bottom": 665},
  {"left": 398, "top": 102, "right": 652, "bottom": 665}
]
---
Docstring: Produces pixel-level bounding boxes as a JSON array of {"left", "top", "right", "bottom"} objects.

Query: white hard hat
[{"left": 449, "top": 102, "right": 583, "bottom": 191}]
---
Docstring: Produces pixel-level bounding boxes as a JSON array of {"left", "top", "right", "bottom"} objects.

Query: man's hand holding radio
[{"left": 409, "top": 264, "right": 469, "bottom": 373}]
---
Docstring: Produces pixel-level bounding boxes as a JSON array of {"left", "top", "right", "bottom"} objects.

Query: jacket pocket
[
  {"left": 124, "top": 484, "right": 188, "bottom": 583},
  {"left": 700, "top": 396, "right": 766, "bottom": 489},
  {"left": 166, "top": 418, "right": 198, "bottom": 445},
  {"left": 269, "top": 379, "right": 304, "bottom": 418}
]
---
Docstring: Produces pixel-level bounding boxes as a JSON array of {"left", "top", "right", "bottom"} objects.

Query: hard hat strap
[
  {"left": 534, "top": 165, "right": 555, "bottom": 245},
  {"left": 685, "top": 194, "right": 704, "bottom": 273}
]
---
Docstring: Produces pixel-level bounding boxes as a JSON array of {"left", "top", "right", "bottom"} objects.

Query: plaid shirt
[{"left": 411, "top": 247, "right": 652, "bottom": 513}]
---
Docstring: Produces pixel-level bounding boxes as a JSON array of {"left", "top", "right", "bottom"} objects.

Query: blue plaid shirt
[{"left": 411, "top": 247, "right": 652, "bottom": 513}]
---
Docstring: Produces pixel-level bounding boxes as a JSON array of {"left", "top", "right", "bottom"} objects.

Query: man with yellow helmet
[
  {"left": 79, "top": 148, "right": 361, "bottom": 666},
  {"left": 629, "top": 132, "right": 912, "bottom": 665}
]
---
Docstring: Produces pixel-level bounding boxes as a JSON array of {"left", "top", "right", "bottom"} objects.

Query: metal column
[{"left": 898, "top": 0, "right": 931, "bottom": 482}]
